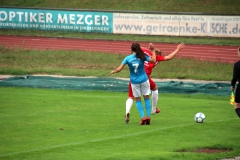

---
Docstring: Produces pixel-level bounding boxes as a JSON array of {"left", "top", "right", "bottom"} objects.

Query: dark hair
[
  {"left": 131, "top": 42, "right": 146, "bottom": 61},
  {"left": 238, "top": 47, "right": 240, "bottom": 52}
]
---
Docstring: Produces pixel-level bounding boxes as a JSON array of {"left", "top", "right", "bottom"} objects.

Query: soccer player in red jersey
[{"left": 125, "top": 42, "right": 185, "bottom": 123}]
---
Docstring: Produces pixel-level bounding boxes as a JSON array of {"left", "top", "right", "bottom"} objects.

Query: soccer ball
[{"left": 194, "top": 112, "right": 205, "bottom": 123}]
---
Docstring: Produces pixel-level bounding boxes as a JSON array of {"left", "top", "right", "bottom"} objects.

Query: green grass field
[
  {"left": 0, "top": 46, "right": 234, "bottom": 81},
  {"left": 0, "top": 1, "right": 240, "bottom": 159},
  {"left": 0, "top": 87, "right": 239, "bottom": 160}
]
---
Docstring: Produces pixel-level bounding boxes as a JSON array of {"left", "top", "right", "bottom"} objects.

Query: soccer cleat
[
  {"left": 146, "top": 116, "right": 151, "bottom": 125},
  {"left": 151, "top": 108, "right": 161, "bottom": 115},
  {"left": 155, "top": 108, "right": 161, "bottom": 114},
  {"left": 140, "top": 117, "right": 147, "bottom": 125},
  {"left": 124, "top": 113, "right": 130, "bottom": 124}
]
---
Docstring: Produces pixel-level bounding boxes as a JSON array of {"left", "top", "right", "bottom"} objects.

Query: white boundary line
[
  {"left": 0, "top": 118, "right": 237, "bottom": 158},
  {"left": 0, "top": 91, "right": 124, "bottom": 98}
]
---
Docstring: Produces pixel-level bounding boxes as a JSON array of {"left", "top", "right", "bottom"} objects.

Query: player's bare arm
[
  {"left": 110, "top": 64, "right": 124, "bottom": 74},
  {"left": 149, "top": 49, "right": 156, "bottom": 63},
  {"left": 164, "top": 42, "right": 185, "bottom": 61}
]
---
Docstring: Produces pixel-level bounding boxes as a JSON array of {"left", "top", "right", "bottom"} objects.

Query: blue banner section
[{"left": 0, "top": 8, "right": 113, "bottom": 33}]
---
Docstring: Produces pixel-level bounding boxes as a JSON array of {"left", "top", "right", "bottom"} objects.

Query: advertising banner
[
  {"left": 113, "top": 13, "right": 240, "bottom": 37},
  {"left": 0, "top": 7, "right": 239, "bottom": 37},
  {"left": 0, "top": 8, "right": 113, "bottom": 33}
]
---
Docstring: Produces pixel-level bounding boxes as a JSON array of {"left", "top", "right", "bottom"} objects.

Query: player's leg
[
  {"left": 234, "top": 103, "right": 240, "bottom": 118},
  {"left": 234, "top": 85, "right": 240, "bottom": 118},
  {"left": 149, "top": 77, "right": 160, "bottom": 114},
  {"left": 132, "top": 83, "right": 146, "bottom": 125},
  {"left": 125, "top": 98, "right": 133, "bottom": 123},
  {"left": 143, "top": 95, "right": 151, "bottom": 125},
  {"left": 141, "top": 80, "right": 151, "bottom": 125},
  {"left": 125, "top": 82, "right": 134, "bottom": 123}
]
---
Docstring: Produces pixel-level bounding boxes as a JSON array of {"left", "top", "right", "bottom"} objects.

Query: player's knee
[
  {"left": 152, "top": 86, "right": 158, "bottom": 91},
  {"left": 143, "top": 95, "right": 150, "bottom": 99}
]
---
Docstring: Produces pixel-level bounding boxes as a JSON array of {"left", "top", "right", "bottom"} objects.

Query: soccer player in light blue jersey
[{"left": 110, "top": 42, "right": 156, "bottom": 125}]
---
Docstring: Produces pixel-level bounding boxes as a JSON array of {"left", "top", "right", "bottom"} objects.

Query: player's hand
[
  {"left": 149, "top": 43, "right": 155, "bottom": 51},
  {"left": 177, "top": 43, "right": 185, "bottom": 50},
  {"left": 110, "top": 69, "right": 117, "bottom": 74}
]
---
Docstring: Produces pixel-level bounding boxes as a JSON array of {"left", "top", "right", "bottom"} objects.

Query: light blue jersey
[{"left": 122, "top": 54, "right": 150, "bottom": 84}]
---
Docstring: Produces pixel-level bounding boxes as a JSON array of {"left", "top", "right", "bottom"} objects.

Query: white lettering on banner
[
  {"left": 0, "top": 10, "right": 110, "bottom": 27},
  {"left": 69, "top": 14, "right": 75, "bottom": 24},
  {"left": 76, "top": 15, "right": 84, "bottom": 24},
  {"left": 0, "top": 22, "right": 29, "bottom": 27},
  {"left": 38, "top": 13, "right": 44, "bottom": 23},
  {"left": 0, "top": 21, "right": 111, "bottom": 32},
  {"left": 95, "top": 15, "right": 100, "bottom": 25},
  {"left": 80, "top": 26, "right": 109, "bottom": 31},
  {"left": 46, "top": 13, "right": 53, "bottom": 23},
  {"left": 85, "top": 15, "right": 92, "bottom": 25},
  {"left": 0, "top": 11, "right": 54, "bottom": 23},
  {"left": 16, "top": 12, "right": 23, "bottom": 22},
  {"left": 25, "top": 12, "right": 28, "bottom": 22},
  {"left": 57, "top": 14, "right": 109, "bottom": 25},
  {"left": 30, "top": 24, "right": 39, "bottom": 28},
  {"left": 102, "top": 16, "right": 108, "bottom": 25},
  {"left": 16, "top": 12, "right": 50, "bottom": 23},
  {"left": 30, "top": 12, "right": 37, "bottom": 22},
  {"left": 9, "top": 11, "right": 15, "bottom": 21},
  {"left": 57, "top": 14, "right": 68, "bottom": 23},
  {"left": 0, "top": 11, "right": 7, "bottom": 21}
]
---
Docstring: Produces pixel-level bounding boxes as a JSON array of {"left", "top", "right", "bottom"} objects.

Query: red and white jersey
[{"left": 141, "top": 47, "right": 165, "bottom": 76}]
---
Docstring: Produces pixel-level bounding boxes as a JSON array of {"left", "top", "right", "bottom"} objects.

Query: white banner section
[{"left": 113, "top": 13, "right": 240, "bottom": 37}]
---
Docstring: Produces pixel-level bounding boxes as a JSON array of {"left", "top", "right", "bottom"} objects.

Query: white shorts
[{"left": 131, "top": 80, "right": 151, "bottom": 97}]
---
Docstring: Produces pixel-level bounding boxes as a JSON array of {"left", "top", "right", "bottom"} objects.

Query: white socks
[
  {"left": 126, "top": 98, "right": 133, "bottom": 114},
  {"left": 152, "top": 90, "right": 158, "bottom": 113},
  {"left": 125, "top": 90, "right": 158, "bottom": 115}
]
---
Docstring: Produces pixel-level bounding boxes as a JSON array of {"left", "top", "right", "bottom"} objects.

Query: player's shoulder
[
  {"left": 126, "top": 54, "right": 135, "bottom": 58},
  {"left": 124, "top": 54, "right": 137, "bottom": 61},
  {"left": 156, "top": 55, "right": 165, "bottom": 61},
  {"left": 141, "top": 47, "right": 152, "bottom": 56}
]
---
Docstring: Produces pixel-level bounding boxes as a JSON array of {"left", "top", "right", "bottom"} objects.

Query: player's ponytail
[{"left": 131, "top": 43, "right": 146, "bottom": 61}]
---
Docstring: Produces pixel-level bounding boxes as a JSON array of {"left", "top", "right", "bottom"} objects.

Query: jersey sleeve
[
  {"left": 156, "top": 55, "right": 165, "bottom": 61},
  {"left": 121, "top": 56, "right": 128, "bottom": 65},
  {"left": 145, "top": 55, "right": 151, "bottom": 62},
  {"left": 141, "top": 47, "right": 152, "bottom": 56}
]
